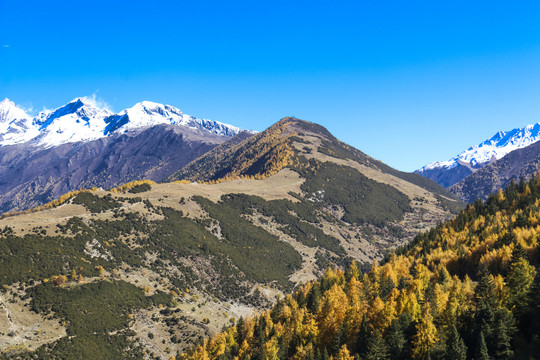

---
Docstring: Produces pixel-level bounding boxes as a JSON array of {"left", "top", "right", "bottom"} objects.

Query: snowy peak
[
  {"left": 0, "top": 98, "right": 31, "bottom": 126},
  {"left": 104, "top": 101, "right": 243, "bottom": 137},
  {"left": 415, "top": 122, "right": 540, "bottom": 188},
  {"left": 29, "top": 98, "right": 114, "bottom": 147},
  {"left": 34, "top": 98, "right": 112, "bottom": 128},
  {"left": 419, "top": 122, "right": 540, "bottom": 173},
  {"left": 0, "top": 98, "right": 247, "bottom": 147},
  {"left": 478, "top": 123, "right": 540, "bottom": 150},
  {"left": 0, "top": 99, "right": 39, "bottom": 145}
]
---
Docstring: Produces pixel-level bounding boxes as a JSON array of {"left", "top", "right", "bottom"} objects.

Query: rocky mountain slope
[
  {"left": 0, "top": 117, "right": 461, "bottom": 358},
  {"left": 0, "top": 98, "right": 250, "bottom": 213},
  {"left": 0, "top": 125, "right": 250, "bottom": 213},
  {"left": 451, "top": 139, "right": 540, "bottom": 203},
  {"left": 416, "top": 122, "right": 540, "bottom": 187}
]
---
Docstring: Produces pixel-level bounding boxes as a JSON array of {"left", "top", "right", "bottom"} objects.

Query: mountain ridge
[
  {"left": 0, "top": 124, "right": 234, "bottom": 213},
  {"left": 416, "top": 122, "right": 540, "bottom": 187},
  {"left": 0, "top": 97, "right": 250, "bottom": 148},
  {"left": 451, "top": 139, "right": 540, "bottom": 203},
  {"left": 169, "top": 117, "right": 459, "bottom": 201}
]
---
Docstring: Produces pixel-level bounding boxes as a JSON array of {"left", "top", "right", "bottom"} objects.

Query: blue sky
[{"left": 1, "top": 1, "right": 540, "bottom": 171}]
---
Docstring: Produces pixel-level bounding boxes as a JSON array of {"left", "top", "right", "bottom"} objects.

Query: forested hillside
[{"left": 182, "top": 175, "right": 540, "bottom": 360}]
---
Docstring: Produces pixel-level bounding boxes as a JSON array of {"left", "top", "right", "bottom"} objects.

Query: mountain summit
[
  {"left": 0, "top": 98, "right": 246, "bottom": 148},
  {"left": 0, "top": 98, "right": 39, "bottom": 145},
  {"left": 416, "top": 122, "right": 540, "bottom": 187}
]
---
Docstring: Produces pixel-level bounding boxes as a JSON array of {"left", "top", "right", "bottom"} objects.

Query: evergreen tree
[
  {"left": 252, "top": 318, "right": 267, "bottom": 360},
  {"left": 474, "top": 268, "right": 496, "bottom": 346},
  {"left": 364, "top": 329, "right": 390, "bottom": 360},
  {"left": 332, "top": 324, "right": 345, "bottom": 355},
  {"left": 475, "top": 267, "right": 497, "bottom": 309},
  {"left": 437, "top": 267, "right": 451, "bottom": 285},
  {"left": 322, "top": 347, "right": 330, "bottom": 360},
  {"left": 235, "top": 317, "right": 246, "bottom": 344},
  {"left": 354, "top": 313, "right": 370, "bottom": 356},
  {"left": 308, "top": 283, "right": 322, "bottom": 312},
  {"left": 475, "top": 331, "right": 490, "bottom": 360},
  {"left": 397, "top": 276, "right": 408, "bottom": 291},
  {"left": 506, "top": 256, "right": 536, "bottom": 313},
  {"left": 511, "top": 242, "right": 526, "bottom": 261},
  {"left": 526, "top": 272, "right": 540, "bottom": 358},
  {"left": 386, "top": 319, "right": 406, "bottom": 360},
  {"left": 444, "top": 325, "right": 467, "bottom": 360},
  {"left": 493, "top": 311, "right": 515, "bottom": 360},
  {"left": 296, "top": 288, "right": 307, "bottom": 308}
]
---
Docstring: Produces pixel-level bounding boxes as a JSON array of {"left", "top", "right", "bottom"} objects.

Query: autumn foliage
[{"left": 181, "top": 175, "right": 540, "bottom": 359}]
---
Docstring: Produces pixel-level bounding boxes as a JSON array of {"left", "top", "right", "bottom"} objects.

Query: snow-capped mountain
[
  {"left": 0, "top": 98, "right": 247, "bottom": 148},
  {"left": 0, "top": 98, "right": 40, "bottom": 145},
  {"left": 416, "top": 122, "right": 540, "bottom": 187},
  {"left": 103, "top": 101, "right": 243, "bottom": 138}
]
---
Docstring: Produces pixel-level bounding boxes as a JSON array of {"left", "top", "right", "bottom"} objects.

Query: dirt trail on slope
[{"left": 0, "top": 290, "right": 66, "bottom": 354}]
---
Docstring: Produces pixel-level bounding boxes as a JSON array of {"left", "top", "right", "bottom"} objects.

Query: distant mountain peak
[
  {"left": 416, "top": 122, "right": 540, "bottom": 187},
  {"left": 0, "top": 99, "right": 38, "bottom": 145},
  {"left": 0, "top": 98, "right": 31, "bottom": 123},
  {"left": 0, "top": 98, "right": 248, "bottom": 147}
]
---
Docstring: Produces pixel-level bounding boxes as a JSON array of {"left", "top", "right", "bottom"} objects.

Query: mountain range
[
  {"left": 0, "top": 98, "right": 251, "bottom": 213},
  {"left": 0, "top": 98, "right": 245, "bottom": 147},
  {"left": 416, "top": 122, "right": 540, "bottom": 188}
]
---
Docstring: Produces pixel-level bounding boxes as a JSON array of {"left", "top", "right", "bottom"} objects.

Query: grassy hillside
[
  {"left": 168, "top": 118, "right": 458, "bottom": 201},
  {"left": 0, "top": 189, "right": 303, "bottom": 358},
  {"left": 169, "top": 117, "right": 462, "bottom": 257},
  {"left": 182, "top": 174, "right": 540, "bottom": 360}
]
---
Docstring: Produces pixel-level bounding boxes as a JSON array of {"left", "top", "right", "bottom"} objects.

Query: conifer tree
[
  {"left": 437, "top": 267, "right": 451, "bottom": 285},
  {"left": 475, "top": 267, "right": 497, "bottom": 309},
  {"left": 506, "top": 256, "right": 536, "bottom": 313},
  {"left": 526, "top": 272, "right": 540, "bottom": 358},
  {"left": 364, "top": 329, "right": 390, "bottom": 360},
  {"left": 323, "top": 348, "right": 330, "bottom": 360},
  {"left": 354, "top": 313, "right": 370, "bottom": 356},
  {"left": 493, "top": 311, "right": 515, "bottom": 360},
  {"left": 474, "top": 268, "right": 496, "bottom": 345},
  {"left": 385, "top": 319, "right": 406, "bottom": 360},
  {"left": 308, "top": 283, "right": 322, "bottom": 312},
  {"left": 444, "top": 325, "right": 467, "bottom": 360},
  {"left": 331, "top": 324, "right": 345, "bottom": 354},
  {"left": 475, "top": 331, "right": 490, "bottom": 360}
]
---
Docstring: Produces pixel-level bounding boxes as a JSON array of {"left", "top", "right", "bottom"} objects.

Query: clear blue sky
[{"left": 1, "top": 1, "right": 540, "bottom": 171}]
